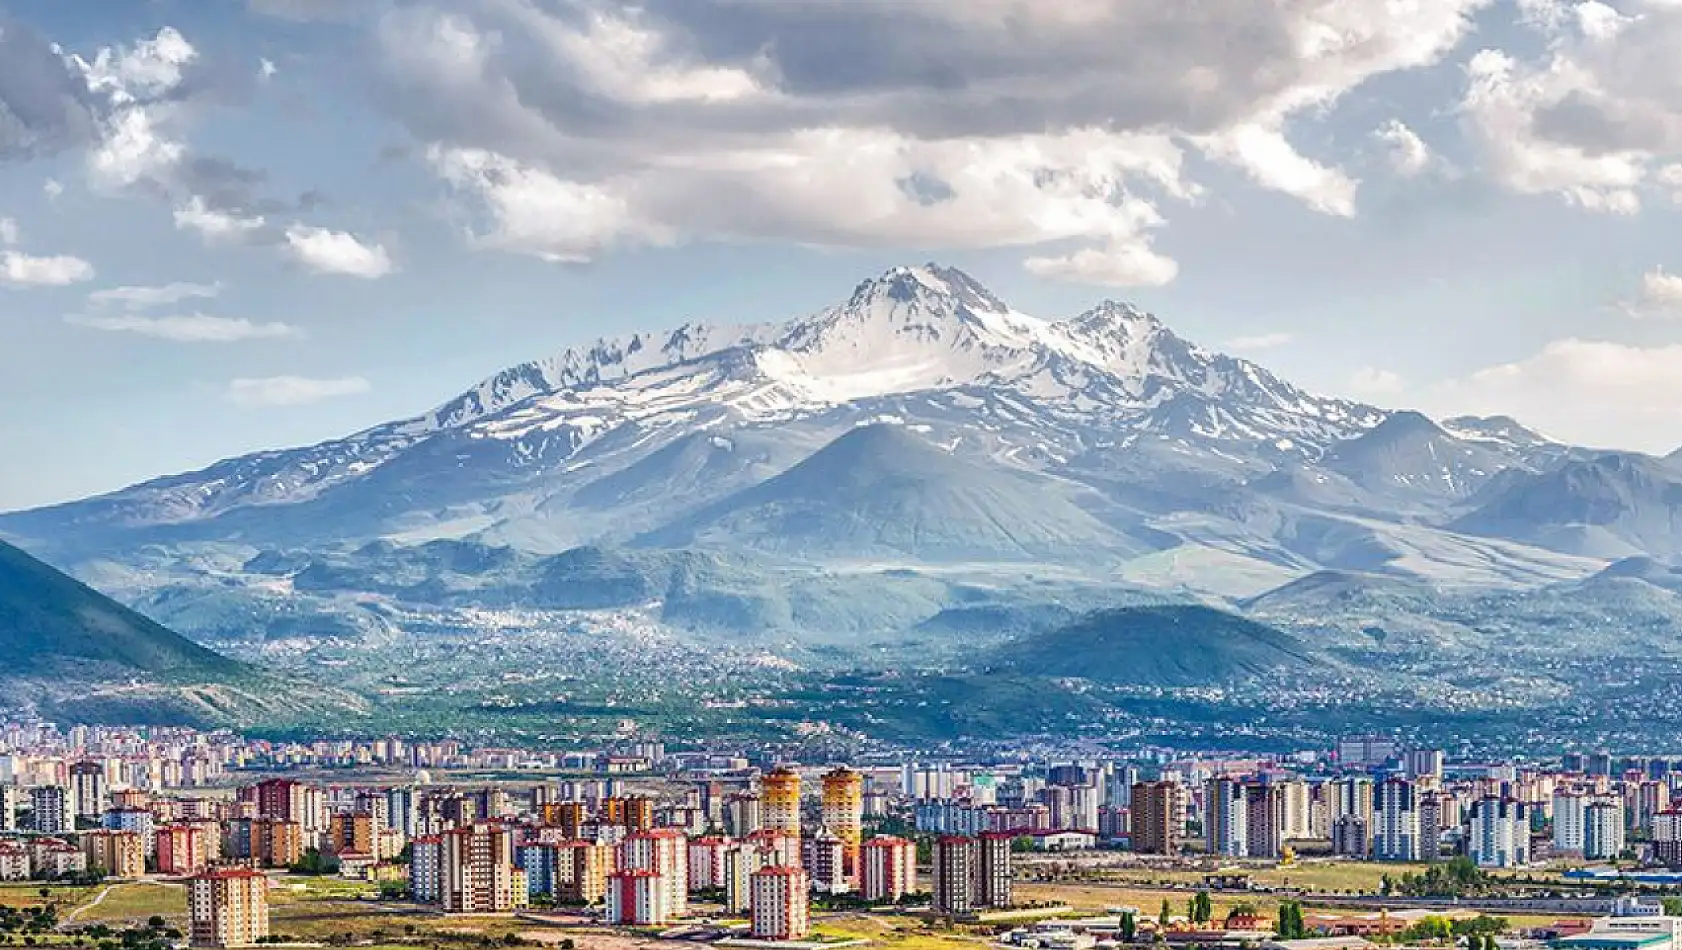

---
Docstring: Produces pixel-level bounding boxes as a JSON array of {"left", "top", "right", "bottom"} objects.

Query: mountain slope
[
  {"left": 0, "top": 539, "right": 243, "bottom": 677},
  {"left": 990, "top": 605, "right": 1317, "bottom": 686},
  {"left": 1453, "top": 452, "right": 1682, "bottom": 558},
  {"left": 639, "top": 423, "right": 1135, "bottom": 561}
]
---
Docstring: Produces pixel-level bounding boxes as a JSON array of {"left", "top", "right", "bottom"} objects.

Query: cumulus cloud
[
  {"left": 226, "top": 375, "right": 370, "bottom": 407},
  {"left": 0, "top": 218, "right": 16, "bottom": 245},
  {"left": 66, "top": 313, "right": 299, "bottom": 342},
  {"left": 1433, "top": 338, "right": 1682, "bottom": 452},
  {"left": 1630, "top": 267, "right": 1682, "bottom": 316},
  {"left": 1373, "top": 119, "right": 1434, "bottom": 177},
  {"left": 0, "top": 251, "right": 94, "bottom": 287},
  {"left": 379, "top": 0, "right": 1490, "bottom": 282},
  {"left": 1457, "top": 0, "right": 1682, "bottom": 213},
  {"left": 283, "top": 224, "right": 393, "bottom": 278}
]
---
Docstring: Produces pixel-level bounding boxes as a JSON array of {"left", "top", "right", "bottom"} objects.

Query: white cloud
[
  {"left": 0, "top": 251, "right": 95, "bottom": 287},
  {"left": 0, "top": 218, "right": 17, "bottom": 246},
  {"left": 42, "top": 179, "right": 63, "bottom": 200},
  {"left": 383, "top": 0, "right": 1489, "bottom": 281},
  {"left": 174, "top": 196, "right": 267, "bottom": 242},
  {"left": 66, "top": 313, "right": 299, "bottom": 342},
  {"left": 1196, "top": 123, "right": 1359, "bottom": 216},
  {"left": 1632, "top": 267, "right": 1682, "bottom": 315},
  {"left": 259, "top": 58, "right": 279, "bottom": 80},
  {"left": 283, "top": 225, "right": 394, "bottom": 278},
  {"left": 1348, "top": 366, "right": 1407, "bottom": 395},
  {"left": 1373, "top": 119, "right": 1434, "bottom": 176},
  {"left": 226, "top": 375, "right": 371, "bottom": 407},
  {"left": 1023, "top": 241, "right": 1179, "bottom": 288},
  {"left": 71, "top": 28, "right": 197, "bottom": 191},
  {"left": 1432, "top": 338, "right": 1682, "bottom": 452},
  {"left": 1223, "top": 332, "right": 1295, "bottom": 351},
  {"left": 88, "top": 281, "right": 222, "bottom": 309}
]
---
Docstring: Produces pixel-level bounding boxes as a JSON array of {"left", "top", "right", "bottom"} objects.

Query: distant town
[{"left": 3, "top": 723, "right": 1682, "bottom": 950}]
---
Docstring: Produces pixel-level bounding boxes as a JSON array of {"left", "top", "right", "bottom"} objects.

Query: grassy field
[
  {"left": 0, "top": 884, "right": 95, "bottom": 909},
  {"left": 65, "top": 883, "right": 188, "bottom": 924}
]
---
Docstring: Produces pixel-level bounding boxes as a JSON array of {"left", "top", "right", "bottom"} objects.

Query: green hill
[
  {"left": 0, "top": 539, "right": 369, "bottom": 727},
  {"left": 0, "top": 539, "right": 244, "bottom": 676},
  {"left": 990, "top": 604, "right": 1318, "bottom": 686}
]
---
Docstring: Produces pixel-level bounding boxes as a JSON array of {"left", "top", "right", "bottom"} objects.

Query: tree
[
  {"left": 1276, "top": 901, "right": 1307, "bottom": 940},
  {"left": 1191, "top": 892, "right": 1213, "bottom": 925},
  {"left": 1121, "top": 912, "right": 1138, "bottom": 943},
  {"left": 1160, "top": 899, "right": 1174, "bottom": 928}
]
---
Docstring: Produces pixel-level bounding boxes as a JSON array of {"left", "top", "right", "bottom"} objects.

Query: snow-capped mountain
[
  {"left": 12, "top": 262, "right": 1677, "bottom": 606},
  {"left": 3, "top": 264, "right": 1384, "bottom": 542}
]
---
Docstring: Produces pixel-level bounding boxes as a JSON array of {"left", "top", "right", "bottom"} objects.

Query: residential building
[
  {"left": 803, "top": 828, "right": 846, "bottom": 894},
  {"left": 931, "top": 836, "right": 977, "bottom": 915},
  {"left": 1375, "top": 778, "right": 1420, "bottom": 862},
  {"left": 188, "top": 868, "right": 270, "bottom": 948},
  {"left": 69, "top": 761, "right": 107, "bottom": 824},
  {"left": 29, "top": 785, "right": 68, "bottom": 834},
  {"left": 605, "top": 870, "right": 671, "bottom": 926},
  {"left": 1556, "top": 792, "right": 1588, "bottom": 855},
  {"left": 158, "top": 823, "right": 211, "bottom": 875},
  {"left": 762, "top": 768, "right": 802, "bottom": 838},
  {"left": 977, "top": 832, "right": 1013, "bottom": 909},
  {"left": 411, "top": 836, "right": 443, "bottom": 903},
  {"left": 821, "top": 768, "right": 864, "bottom": 884},
  {"left": 1246, "top": 782, "right": 1286, "bottom": 859},
  {"left": 83, "top": 829, "right": 146, "bottom": 879},
  {"left": 1331, "top": 814, "right": 1370, "bottom": 858},
  {"left": 1655, "top": 810, "right": 1682, "bottom": 868},
  {"left": 860, "top": 836, "right": 916, "bottom": 903},
  {"left": 1130, "top": 782, "right": 1181, "bottom": 855},
  {"left": 1468, "top": 797, "right": 1530, "bottom": 868},
  {"left": 1586, "top": 799, "right": 1627, "bottom": 861},
  {"left": 442, "top": 823, "right": 520, "bottom": 913},
  {"left": 619, "top": 828, "right": 688, "bottom": 918},
  {"left": 750, "top": 866, "right": 810, "bottom": 941},
  {"left": 1206, "top": 778, "right": 1248, "bottom": 857}
]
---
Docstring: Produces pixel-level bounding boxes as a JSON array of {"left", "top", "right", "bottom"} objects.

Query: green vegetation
[
  {"left": 0, "top": 539, "right": 244, "bottom": 678},
  {"left": 1383, "top": 858, "right": 1495, "bottom": 898},
  {"left": 1276, "top": 901, "right": 1307, "bottom": 939},
  {"left": 991, "top": 605, "right": 1317, "bottom": 686}
]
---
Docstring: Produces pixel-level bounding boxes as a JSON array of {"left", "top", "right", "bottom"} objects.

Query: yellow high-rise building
[
  {"left": 821, "top": 768, "right": 864, "bottom": 883},
  {"left": 762, "top": 768, "right": 802, "bottom": 838}
]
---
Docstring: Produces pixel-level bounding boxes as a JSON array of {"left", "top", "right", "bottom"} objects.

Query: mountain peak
[{"left": 847, "top": 263, "right": 1010, "bottom": 315}]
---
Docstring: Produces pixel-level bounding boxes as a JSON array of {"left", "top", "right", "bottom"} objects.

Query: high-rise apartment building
[
  {"left": 860, "top": 836, "right": 916, "bottom": 903},
  {"left": 442, "top": 823, "right": 521, "bottom": 913},
  {"left": 188, "top": 869, "right": 270, "bottom": 948},
  {"left": 1206, "top": 778, "right": 1249, "bottom": 857},
  {"left": 931, "top": 836, "right": 977, "bottom": 915},
  {"left": 606, "top": 870, "right": 671, "bottom": 926},
  {"left": 1585, "top": 799, "right": 1626, "bottom": 861},
  {"left": 1130, "top": 782, "right": 1181, "bottom": 855},
  {"left": 158, "top": 823, "right": 211, "bottom": 875},
  {"left": 762, "top": 768, "right": 802, "bottom": 838},
  {"left": 83, "top": 829, "right": 146, "bottom": 879},
  {"left": 28, "top": 786, "right": 68, "bottom": 834},
  {"left": 1375, "top": 778, "right": 1419, "bottom": 862},
  {"left": 1654, "top": 810, "right": 1682, "bottom": 868},
  {"left": 1555, "top": 792, "right": 1587, "bottom": 854},
  {"left": 821, "top": 768, "right": 864, "bottom": 884},
  {"left": 1468, "top": 798, "right": 1530, "bottom": 868},
  {"left": 619, "top": 829, "right": 688, "bottom": 918},
  {"left": 750, "top": 866, "right": 810, "bottom": 941},
  {"left": 69, "top": 761, "right": 107, "bottom": 824}
]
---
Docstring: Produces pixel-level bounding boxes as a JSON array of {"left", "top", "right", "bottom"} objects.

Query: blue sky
[{"left": 4, "top": 0, "right": 1682, "bottom": 510}]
